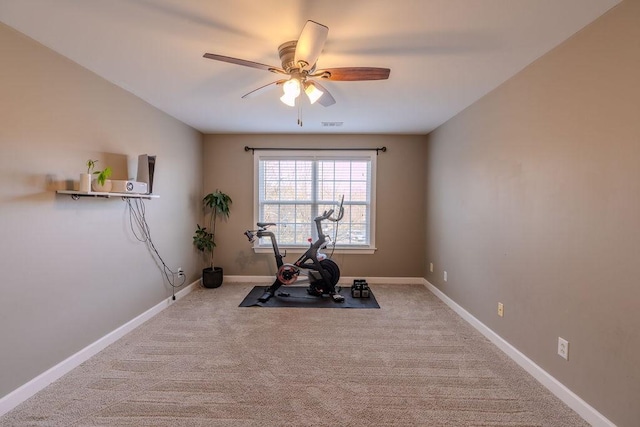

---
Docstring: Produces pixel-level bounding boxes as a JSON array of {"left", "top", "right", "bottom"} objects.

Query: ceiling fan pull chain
[{"left": 298, "top": 104, "right": 303, "bottom": 127}]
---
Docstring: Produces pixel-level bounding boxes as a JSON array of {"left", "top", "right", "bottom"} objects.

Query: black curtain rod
[{"left": 244, "top": 146, "right": 387, "bottom": 154}]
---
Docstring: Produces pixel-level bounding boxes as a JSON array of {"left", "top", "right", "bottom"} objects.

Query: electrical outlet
[
  {"left": 429, "top": 262, "right": 434, "bottom": 273},
  {"left": 558, "top": 337, "right": 569, "bottom": 360},
  {"left": 444, "top": 271, "right": 447, "bottom": 281},
  {"left": 177, "top": 268, "right": 184, "bottom": 278},
  {"left": 498, "top": 302, "right": 504, "bottom": 317}
]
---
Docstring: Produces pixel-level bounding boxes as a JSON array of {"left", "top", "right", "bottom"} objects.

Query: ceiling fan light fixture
[
  {"left": 304, "top": 82, "right": 324, "bottom": 104},
  {"left": 280, "top": 78, "right": 301, "bottom": 106},
  {"left": 282, "top": 78, "right": 300, "bottom": 96},
  {"left": 280, "top": 93, "right": 297, "bottom": 107}
]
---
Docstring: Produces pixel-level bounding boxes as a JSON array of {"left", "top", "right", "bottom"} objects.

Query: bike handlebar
[
  {"left": 315, "top": 209, "right": 334, "bottom": 222},
  {"left": 314, "top": 196, "right": 345, "bottom": 223}
]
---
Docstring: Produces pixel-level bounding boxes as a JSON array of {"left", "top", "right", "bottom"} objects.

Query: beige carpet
[{"left": 0, "top": 283, "right": 588, "bottom": 426}]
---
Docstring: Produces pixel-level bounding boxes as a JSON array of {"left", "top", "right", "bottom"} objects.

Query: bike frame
[{"left": 245, "top": 199, "right": 344, "bottom": 302}]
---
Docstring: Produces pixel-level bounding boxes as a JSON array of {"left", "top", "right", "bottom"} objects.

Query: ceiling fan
[{"left": 203, "top": 20, "right": 390, "bottom": 108}]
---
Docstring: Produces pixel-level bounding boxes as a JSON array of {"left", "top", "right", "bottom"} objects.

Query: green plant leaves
[
  {"left": 193, "top": 190, "right": 232, "bottom": 269},
  {"left": 96, "top": 167, "right": 112, "bottom": 185},
  {"left": 86, "top": 160, "right": 112, "bottom": 185},
  {"left": 86, "top": 159, "right": 99, "bottom": 174},
  {"left": 193, "top": 224, "right": 215, "bottom": 252},
  {"left": 203, "top": 190, "right": 232, "bottom": 219}
]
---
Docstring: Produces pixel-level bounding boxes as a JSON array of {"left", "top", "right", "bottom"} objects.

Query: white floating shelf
[{"left": 56, "top": 190, "right": 159, "bottom": 200}]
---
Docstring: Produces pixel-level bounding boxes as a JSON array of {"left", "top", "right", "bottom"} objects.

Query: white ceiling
[{"left": 0, "top": 0, "right": 620, "bottom": 134}]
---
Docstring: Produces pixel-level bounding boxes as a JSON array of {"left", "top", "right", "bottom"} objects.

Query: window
[{"left": 254, "top": 150, "right": 376, "bottom": 253}]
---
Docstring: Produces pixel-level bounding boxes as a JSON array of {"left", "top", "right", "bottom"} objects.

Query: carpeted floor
[{"left": 0, "top": 283, "right": 588, "bottom": 426}]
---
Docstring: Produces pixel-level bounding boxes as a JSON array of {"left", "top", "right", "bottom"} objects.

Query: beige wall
[
  {"left": 202, "top": 134, "right": 427, "bottom": 279},
  {"left": 0, "top": 23, "right": 203, "bottom": 398},
  {"left": 425, "top": 1, "right": 639, "bottom": 425}
]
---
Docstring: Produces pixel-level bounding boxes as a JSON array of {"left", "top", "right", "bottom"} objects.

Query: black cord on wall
[{"left": 126, "top": 198, "right": 185, "bottom": 300}]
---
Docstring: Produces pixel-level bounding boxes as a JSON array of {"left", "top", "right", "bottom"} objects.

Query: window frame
[{"left": 252, "top": 150, "right": 377, "bottom": 255}]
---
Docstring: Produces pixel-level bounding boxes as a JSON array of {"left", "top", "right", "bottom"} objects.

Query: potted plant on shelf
[
  {"left": 91, "top": 163, "right": 113, "bottom": 192},
  {"left": 193, "top": 190, "right": 232, "bottom": 288}
]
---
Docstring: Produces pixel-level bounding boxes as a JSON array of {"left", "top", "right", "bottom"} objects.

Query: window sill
[{"left": 252, "top": 246, "right": 377, "bottom": 255}]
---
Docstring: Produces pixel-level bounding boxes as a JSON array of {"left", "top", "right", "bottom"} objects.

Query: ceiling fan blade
[
  {"left": 241, "top": 80, "right": 287, "bottom": 99},
  {"left": 312, "top": 81, "right": 336, "bottom": 107},
  {"left": 203, "top": 53, "right": 285, "bottom": 74},
  {"left": 313, "top": 67, "right": 391, "bottom": 81},
  {"left": 294, "top": 20, "right": 328, "bottom": 71}
]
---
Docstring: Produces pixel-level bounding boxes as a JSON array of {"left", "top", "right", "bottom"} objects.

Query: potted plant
[
  {"left": 79, "top": 159, "right": 97, "bottom": 192},
  {"left": 91, "top": 163, "right": 113, "bottom": 192},
  {"left": 193, "top": 190, "right": 232, "bottom": 288}
]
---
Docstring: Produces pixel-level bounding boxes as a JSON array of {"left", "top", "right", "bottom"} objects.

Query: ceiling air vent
[{"left": 321, "top": 121, "right": 344, "bottom": 127}]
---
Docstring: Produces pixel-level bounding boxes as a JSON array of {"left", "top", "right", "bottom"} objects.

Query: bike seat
[{"left": 257, "top": 222, "right": 276, "bottom": 228}]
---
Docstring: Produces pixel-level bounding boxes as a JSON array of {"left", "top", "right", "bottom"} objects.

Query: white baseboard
[
  {"left": 0, "top": 280, "right": 199, "bottom": 417},
  {"left": 423, "top": 279, "right": 615, "bottom": 427}
]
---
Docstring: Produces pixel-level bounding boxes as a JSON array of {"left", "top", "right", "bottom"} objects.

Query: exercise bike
[{"left": 244, "top": 197, "right": 345, "bottom": 303}]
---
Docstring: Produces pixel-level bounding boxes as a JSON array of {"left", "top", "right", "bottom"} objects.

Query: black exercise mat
[{"left": 239, "top": 285, "right": 380, "bottom": 308}]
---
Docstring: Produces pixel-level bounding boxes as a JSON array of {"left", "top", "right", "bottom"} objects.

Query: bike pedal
[
  {"left": 332, "top": 294, "right": 345, "bottom": 303},
  {"left": 307, "top": 286, "right": 323, "bottom": 296}
]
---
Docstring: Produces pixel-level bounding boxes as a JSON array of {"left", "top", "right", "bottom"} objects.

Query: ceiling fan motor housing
[{"left": 278, "top": 41, "right": 314, "bottom": 74}]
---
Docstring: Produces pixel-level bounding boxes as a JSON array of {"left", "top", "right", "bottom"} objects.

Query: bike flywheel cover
[{"left": 277, "top": 264, "right": 300, "bottom": 285}]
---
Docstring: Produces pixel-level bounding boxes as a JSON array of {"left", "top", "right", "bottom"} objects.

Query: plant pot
[
  {"left": 79, "top": 174, "right": 92, "bottom": 192},
  {"left": 202, "top": 266, "right": 223, "bottom": 288},
  {"left": 92, "top": 179, "right": 112, "bottom": 192}
]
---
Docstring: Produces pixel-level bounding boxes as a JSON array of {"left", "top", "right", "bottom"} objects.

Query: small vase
[
  {"left": 79, "top": 174, "right": 92, "bottom": 192},
  {"left": 92, "top": 179, "right": 113, "bottom": 192}
]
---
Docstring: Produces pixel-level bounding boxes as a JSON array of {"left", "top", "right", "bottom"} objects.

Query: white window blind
[{"left": 254, "top": 150, "right": 376, "bottom": 252}]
